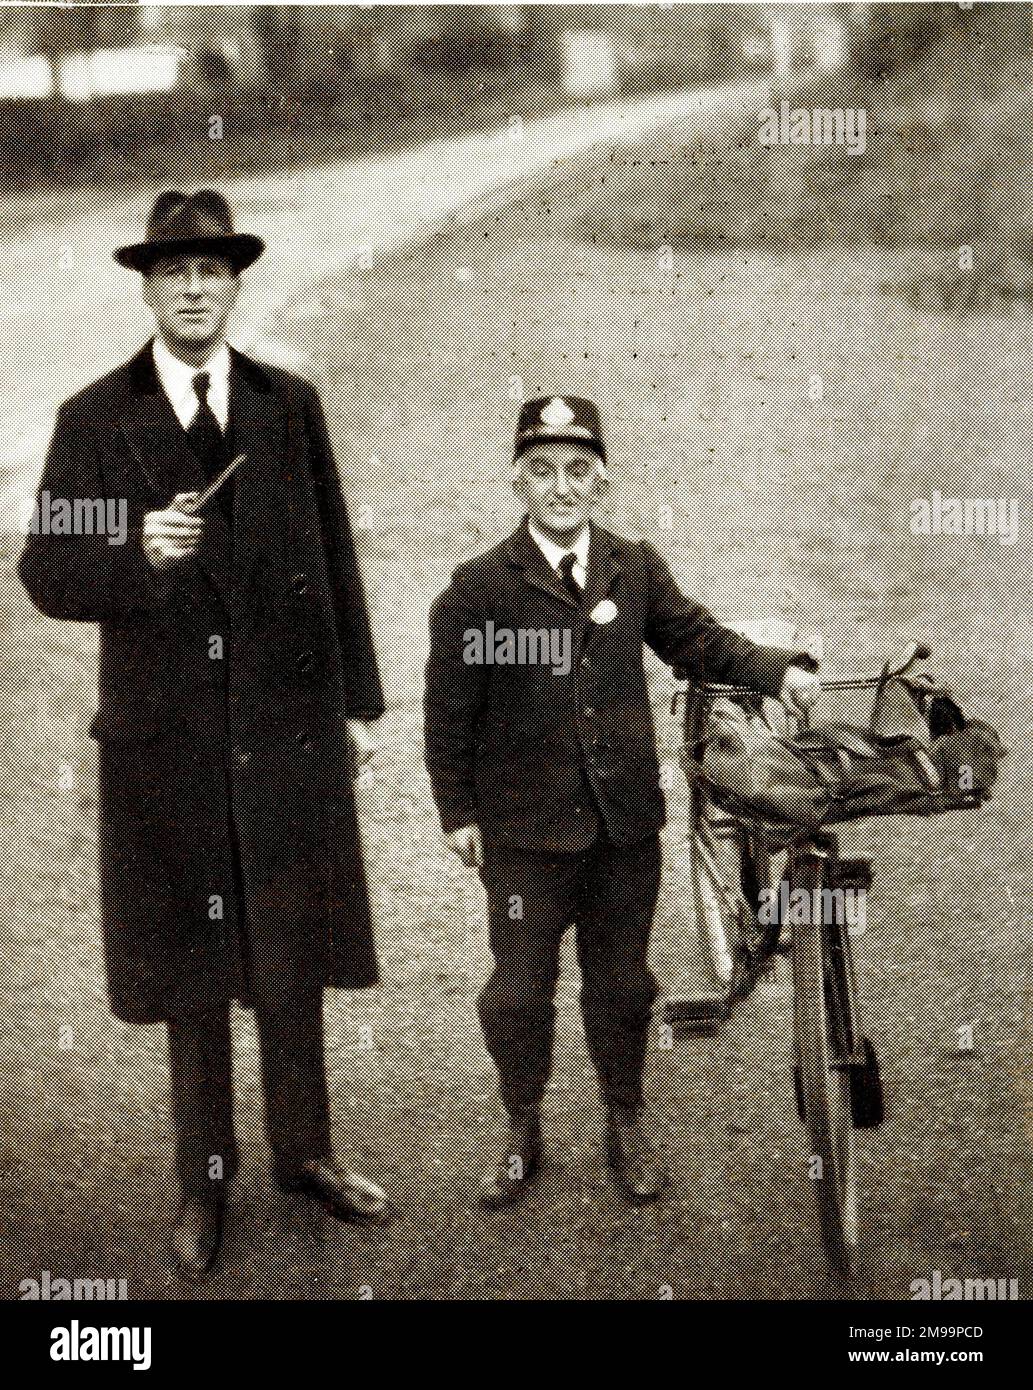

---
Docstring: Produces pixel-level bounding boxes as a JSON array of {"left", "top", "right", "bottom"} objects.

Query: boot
[
  {"left": 606, "top": 1105, "right": 668, "bottom": 1205},
  {"left": 172, "top": 1190, "right": 226, "bottom": 1282},
  {"left": 478, "top": 1107, "right": 542, "bottom": 1210},
  {"left": 277, "top": 1158, "right": 395, "bottom": 1226}
]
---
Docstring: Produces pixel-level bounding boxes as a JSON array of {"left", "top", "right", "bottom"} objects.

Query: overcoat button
[
  {"left": 233, "top": 746, "right": 251, "bottom": 768},
  {"left": 295, "top": 731, "right": 313, "bottom": 749},
  {"left": 296, "top": 651, "right": 314, "bottom": 673},
  {"left": 291, "top": 573, "right": 309, "bottom": 595}
]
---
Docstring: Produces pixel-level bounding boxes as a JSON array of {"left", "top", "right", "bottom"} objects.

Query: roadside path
[{"left": 0, "top": 80, "right": 767, "bottom": 526}]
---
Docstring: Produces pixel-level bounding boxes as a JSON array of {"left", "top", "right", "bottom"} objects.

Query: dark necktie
[
  {"left": 186, "top": 371, "right": 225, "bottom": 481},
  {"left": 558, "top": 552, "right": 582, "bottom": 599},
  {"left": 186, "top": 370, "right": 234, "bottom": 523}
]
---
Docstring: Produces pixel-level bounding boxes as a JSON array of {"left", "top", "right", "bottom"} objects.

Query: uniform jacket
[
  {"left": 424, "top": 518, "right": 804, "bottom": 852},
  {"left": 19, "top": 343, "right": 384, "bottom": 1023}
]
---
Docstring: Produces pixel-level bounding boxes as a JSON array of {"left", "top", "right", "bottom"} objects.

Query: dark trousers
[
  {"left": 166, "top": 982, "right": 332, "bottom": 1198},
  {"left": 478, "top": 833, "right": 662, "bottom": 1115},
  {"left": 166, "top": 779, "right": 334, "bottom": 1197}
]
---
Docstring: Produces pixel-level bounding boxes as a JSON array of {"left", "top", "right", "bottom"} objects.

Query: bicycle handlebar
[
  {"left": 689, "top": 639, "right": 940, "bottom": 698},
  {"left": 695, "top": 675, "right": 885, "bottom": 696}
]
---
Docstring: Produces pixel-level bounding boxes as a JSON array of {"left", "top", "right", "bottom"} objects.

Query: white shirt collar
[
  {"left": 527, "top": 519, "right": 591, "bottom": 575},
  {"left": 152, "top": 338, "right": 231, "bottom": 430}
]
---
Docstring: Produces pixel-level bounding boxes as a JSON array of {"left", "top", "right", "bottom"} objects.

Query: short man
[
  {"left": 20, "top": 191, "right": 394, "bottom": 1280},
  {"left": 424, "top": 397, "right": 820, "bottom": 1208}
]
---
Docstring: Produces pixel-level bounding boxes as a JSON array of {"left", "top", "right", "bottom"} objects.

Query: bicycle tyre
[
  {"left": 690, "top": 792, "right": 747, "bottom": 991},
  {"left": 790, "top": 851, "right": 859, "bottom": 1278}
]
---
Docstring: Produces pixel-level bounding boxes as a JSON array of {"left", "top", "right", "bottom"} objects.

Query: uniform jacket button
[
  {"left": 291, "top": 573, "right": 309, "bottom": 595},
  {"left": 295, "top": 731, "right": 313, "bottom": 749},
  {"left": 296, "top": 651, "right": 314, "bottom": 673},
  {"left": 233, "top": 746, "right": 251, "bottom": 768}
]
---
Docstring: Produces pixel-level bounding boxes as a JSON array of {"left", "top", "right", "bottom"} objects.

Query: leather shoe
[
  {"left": 479, "top": 1109, "right": 541, "bottom": 1210},
  {"left": 606, "top": 1106, "right": 669, "bottom": 1205},
  {"left": 278, "top": 1159, "right": 395, "bottom": 1226},
  {"left": 172, "top": 1192, "right": 225, "bottom": 1282}
]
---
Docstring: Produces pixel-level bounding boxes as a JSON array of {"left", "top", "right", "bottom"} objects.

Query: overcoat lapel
[
  {"left": 505, "top": 519, "right": 578, "bottom": 611},
  {"left": 117, "top": 343, "right": 202, "bottom": 501},
  {"left": 116, "top": 342, "right": 234, "bottom": 601},
  {"left": 581, "top": 524, "right": 621, "bottom": 611},
  {"left": 226, "top": 348, "right": 286, "bottom": 596},
  {"left": 505, "top": 519, "right": 623, "bottom": 649},
  {"left": 580, "top": 525, "right": 621, "bottom": 651}
]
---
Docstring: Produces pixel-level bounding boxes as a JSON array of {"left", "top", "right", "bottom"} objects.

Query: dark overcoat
[
  {"left": 19, "top": 344, "right": 384, "bottom": 1023},
  {"left": 424, "top": 519, "right": 804, "bottom": 853}
]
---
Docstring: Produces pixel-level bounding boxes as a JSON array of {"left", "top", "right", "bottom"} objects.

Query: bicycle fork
[{"left": 791, "top": 843, "right": 874, "bottom": 1117}]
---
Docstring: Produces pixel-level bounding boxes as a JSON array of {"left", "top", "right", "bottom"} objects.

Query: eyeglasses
[
  {"left": 519, "top": 458, "right": 604, "bottom": 484},
  {"left": 148, "top": 260, "right": 236, "bottom": 285}
]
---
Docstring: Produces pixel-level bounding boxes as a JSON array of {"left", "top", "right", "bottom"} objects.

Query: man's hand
[
  {"left": 445, "top": 824, "right": 484, "bottom": 869},
  {"left": 779, "top": 665, "right": 822, "bottom": 718},
  {"left": 346, "top": 719, "right": 377, "bottom": 777},
  {"left": 142, "top": 493, "right": 204, "bottom": 571}
]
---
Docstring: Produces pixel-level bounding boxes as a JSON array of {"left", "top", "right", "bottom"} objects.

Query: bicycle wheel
[
  {"left": 682, "top": 691, "right": 784, "bottom": 998},
  {"left": 691, "top": 794, "right": 748, "bottom": 991},
  {"left": 790, "top": 848, "right": 858, "bottom": 1278}
]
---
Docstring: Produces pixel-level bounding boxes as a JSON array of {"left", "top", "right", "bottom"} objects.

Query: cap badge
[{"left": 540, "top": 398, "right": 576, "bottom": 428}]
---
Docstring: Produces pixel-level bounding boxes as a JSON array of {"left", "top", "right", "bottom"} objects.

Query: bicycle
[{"left": 664, "top": 631, "right": 989, "bottom": 1278}]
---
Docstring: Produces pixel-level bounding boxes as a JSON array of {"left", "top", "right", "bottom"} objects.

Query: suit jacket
[
  {"left": 424, "top": 518, "right": 805, "bottom": 852},
  {"left": 19, "top": 343, "right": 384, "bottom": 1022}
]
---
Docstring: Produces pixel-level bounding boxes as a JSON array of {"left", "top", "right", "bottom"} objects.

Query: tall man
[
  {"left": 20, "top": 191, "right": 394, "bottom": 1280},
  {"left": 424, "top": 397, "right": 820, "bottom": 1209}
]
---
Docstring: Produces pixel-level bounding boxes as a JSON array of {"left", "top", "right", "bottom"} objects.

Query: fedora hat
[{"left": 114, "top": 189, "right": 265, "bottom": 274}]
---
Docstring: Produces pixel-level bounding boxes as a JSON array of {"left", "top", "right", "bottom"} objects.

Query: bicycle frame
[{"left": 673, "top": 666, "right": 889, "bottom": 1013}]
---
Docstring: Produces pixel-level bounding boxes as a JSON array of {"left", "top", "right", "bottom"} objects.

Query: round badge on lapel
[{"left": 589, "top": 599, "right": 617, "bottom": 624}]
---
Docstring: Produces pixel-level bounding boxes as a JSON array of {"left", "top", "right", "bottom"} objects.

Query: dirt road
[{"left": 0, "top": 80, "right": 766, "bottom": 526}]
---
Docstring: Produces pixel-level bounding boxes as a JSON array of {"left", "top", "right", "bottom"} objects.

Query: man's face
[
  {"left": 514, "top": 441, "right": 608, "bottom": 540},
  {"left": 142, "top": 253, "right": 239, "bottom": 354}
]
